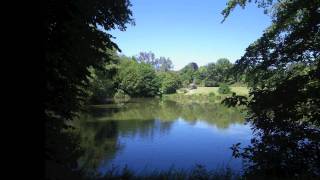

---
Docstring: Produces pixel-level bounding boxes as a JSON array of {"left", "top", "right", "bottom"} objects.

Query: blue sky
[{"left": 109, "top": 0, "right": 272, "bottom": 70}]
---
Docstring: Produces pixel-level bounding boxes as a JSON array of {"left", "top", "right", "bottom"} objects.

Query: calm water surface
[{"left": 76, "top": 98, "right": 252, "bottom": 175}]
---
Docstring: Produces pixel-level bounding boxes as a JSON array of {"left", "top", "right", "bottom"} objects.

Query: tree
[
  {"left": 187, "top": 62, "right": 199, "bottom": 71},
  {"left": 158, "top": 72, "right": 182, "bottom": 94},
  {"left": 137, "top": 51, "right": 156, "bottom": 65},
  {"left": 157, "top": 56, "right": 173, "bottom": 72},
  {"left": 222, "top": 0, "right": 320, "bottom": 178},
  {"left": 137, "top": 51, "right": 173, "bottom": 71},
  {"left": 46, "top": 0, "right": 133, "bottom": 177},
  {"left": 87, "top": 65, "right": 117, "bottom": 104},
  {"left": 117, "top": 59, "right": 160, "bottom": 97},
  {"left": 194, "top": 66, "right": 208, "bottom": 86},
  {"left": 202, "top": 58, "right": 234, "bottom": 87},
  {"left": 86, "top": 49, "right": 120, "bottom": 104},
  {"left": 215, "top": 58, "right": 233, "bottom": 83},
  {"left": 179, "top": 62, "right": 199, "bottom": 86},
  {"left": 204, "top": 63, "right": 219, "bottom": 87}
]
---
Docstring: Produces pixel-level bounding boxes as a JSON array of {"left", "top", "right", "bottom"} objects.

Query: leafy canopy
[
  {"left": 46, "top": 0, "right": 134, "bottom": 174},
  {"left": 117, "top": 59, "right": 160, "bottom": 97},
  {"left": 158, "top": 72, "right": 182, "bottom": 94},
  {"left": 222, "top": 0, "right": 320, "bottom": 178}
]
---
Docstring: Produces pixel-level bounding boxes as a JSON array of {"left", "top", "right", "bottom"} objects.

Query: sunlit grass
[{"left": 182, "top": 87, "right": 249, "bottom": 96}]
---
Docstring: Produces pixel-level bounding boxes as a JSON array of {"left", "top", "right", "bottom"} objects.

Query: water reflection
[
  {"left": 88, "top": 99, "right": 245, "bottom": 129},
  {"left": 75, "top": 98, "right": 250, "bottom": 175}
]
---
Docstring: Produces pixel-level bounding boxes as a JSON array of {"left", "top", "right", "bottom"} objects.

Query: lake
[{"left": 75, "top": 98, "right": 252, "bottom": 175}]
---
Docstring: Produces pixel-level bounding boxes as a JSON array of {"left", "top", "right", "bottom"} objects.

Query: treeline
[
  {"left": 88, "top": 51, "right": 245, "bottom": 104},
  {"left": 179, "top": 58, "right": 244, "bottom": 87},
  {"left": 87, "top": 51, "right": 181, "bottom": 103}
]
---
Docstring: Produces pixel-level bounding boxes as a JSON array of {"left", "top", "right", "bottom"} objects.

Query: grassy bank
[
  {"left": 182, "top": 87, "right": 248, "bottom": 96},
  {"left": 163, "top": 86, "right": 249, "bottom": 104}
]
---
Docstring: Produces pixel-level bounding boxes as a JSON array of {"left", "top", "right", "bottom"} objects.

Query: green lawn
[{"left": 178, "top": 86, "right": 249, "bottom": 96}]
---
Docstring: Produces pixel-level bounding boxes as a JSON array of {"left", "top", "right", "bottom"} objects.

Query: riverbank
[
  {"left": 95, "top": 165, "right": 240, "bottom": 180},
  {"left": 162, "top": 86, "right": 249, "bottom": 104}
]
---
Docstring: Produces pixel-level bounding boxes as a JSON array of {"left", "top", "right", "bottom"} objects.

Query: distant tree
[
  {"left": 215, "top": 58, "right": 233, "bottom": 83},
  {"left": 204, "top": 63, "right": 219, "bottom": 87},
  {"left": 179, "top": 62, "right": 199, "bottom": 86},
  {"left": 117, "top": 59, "right": 160, "bottom": 97},
  {"left": 137, "top": 51, "right": 173, "bottom": 71},
  {"left": 158, "top": 72, "right": 182, "bottom": 94},
  {"left": 195, "top": 66, "right": 208, "bottom": 85},
  {"left": 202, "top": 58, "right": 233, "bottom": 87},
  {"left": 157, "top": 56, "right": 173, "bottom": 72},
  {"left": 137, "top": 51, "right": 156, "bottom": 65},
  {"left": 187, "top": 62, "right": 199, "bottom": 71}
]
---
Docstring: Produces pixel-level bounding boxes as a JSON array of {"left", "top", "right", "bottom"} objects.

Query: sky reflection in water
[{"left": 76, "top": 99, "right": 252, "bottom": 175}]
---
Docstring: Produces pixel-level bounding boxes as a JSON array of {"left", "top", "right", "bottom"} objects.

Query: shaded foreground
[{"left": 89, "top": 165, "right": 239, "bottom": 180}]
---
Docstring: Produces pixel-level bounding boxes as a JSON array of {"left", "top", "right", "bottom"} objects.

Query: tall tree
[
  {"left": 137, "top": 51, "right": 156, "bottom": 65},
  {"left": 215, "top": 58, "right": 233, "bottom": 83},
  {"left": 45, "top": 0, "right": 133, "bottom": 177},
  {"left": 223, "top": 0, "right": 320, "bottom": 178},
  {"left": 179, "top": 62, "right": 199, "bottom": 86},
  {"left": 202, "top": 58, "right": 234, "bottom": 87},
  {"left": 137, "top": 51, "right": 173, "bottom": 71},
  {"left": 157, "top": 56, "right": 173, "bottom": 72}
]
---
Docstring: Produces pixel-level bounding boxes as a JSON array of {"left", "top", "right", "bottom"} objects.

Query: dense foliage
[
  {"left": 87, "top": 53, "right": 244, "bottom": 100},
  {"left": 87, "top": 52, "right": 118, "bottom": 104},
  {"left": 179, "top": 58, "right": 239, "bottom": 87},
  {"left": 116, "top": 59, "right": 160, "bottom": 97},
  {"left": 179, "top": 62, "right": 199, "bottom": 86},
  {"left": 157, "top": 72, "right": 182, "bottom": 94},
  {"left": 223, "top": 0, "right": 320, "bottom": 178},
  {"left": 86, "top": 52, "right": 245, "bottom": 101},
  {"left": 45, "top": 0, "right": 133, "bottom": 178},
  {"left": 218, "top": 84, "right": 231, "bottom": 94}
]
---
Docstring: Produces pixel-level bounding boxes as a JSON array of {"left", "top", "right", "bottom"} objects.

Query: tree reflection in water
[{"left": 74, "top": 98, "right": 246, "bottom": 175}]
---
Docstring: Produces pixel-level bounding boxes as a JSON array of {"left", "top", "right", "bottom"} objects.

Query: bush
[
  {"left": 204, "top": 79, "right": 219, "bottom": 87},
  {"left": 218, "top": 84, "right": 231, "bottom": 94},
  {"left": 114, "top": 89, "right": 130, "bottom": 103},
  {"left": 209, "top": 92, "right": 216, "bottom": 97},
  {"left": 208, "top": 92, "right": 216, "bottom": 102}
]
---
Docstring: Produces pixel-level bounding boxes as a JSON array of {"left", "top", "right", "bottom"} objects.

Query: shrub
[
  {"left": 208, "top": 92, "right": 216, "bottom": 102},
  {"left": 218, "top": 84, "right": 231, "bottom": 94},
  {"left": 204, "top": 79, "right": 219, "bottom": 87},
  {"left": 209, "top": 92, "right": 216, "bottom": 97},
  {"left": 114, "top": 89, "right": 130, "bottom": 103}
]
